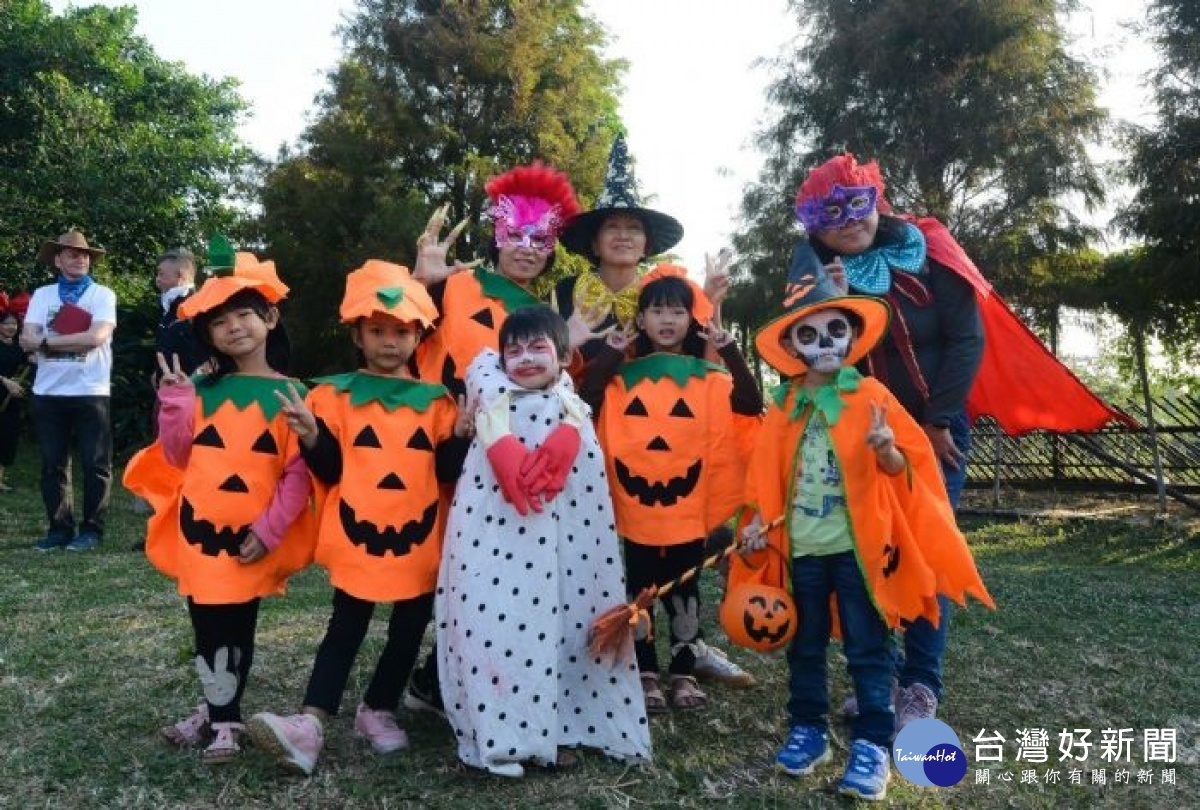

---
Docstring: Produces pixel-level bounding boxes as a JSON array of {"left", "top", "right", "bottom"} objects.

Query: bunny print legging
[{"left": 187, "top": 598, "right": 259, "bottom": 723}]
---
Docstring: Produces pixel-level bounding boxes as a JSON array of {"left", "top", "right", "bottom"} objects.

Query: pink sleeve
[
  {"left": 251, "top": 452, "right": 313, "bottom": 551},
  {"left": 157, "top": 385, "right": 196, "bottom": 468}
]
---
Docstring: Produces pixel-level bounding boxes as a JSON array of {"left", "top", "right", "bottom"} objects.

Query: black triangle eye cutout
[
  {"left": 624, "top": 396, "right": 649, "bottom": 417},
  {"left": 251, "top": 430, "right": 278, "bottom": 454},
  {"left": 193, "top": 425, "right": 224, "bottom": 448},
  {"left": 470, "top": 308, "right": 495, "bottom": 329},
  {"left": 353, "top": 425, "right": 382, "bottom": 448},
  {"left": 407, "top": 427, "right": 434, "bottom": 451},
  {"left": 669, "top": 398, "right": 695, "bottom": 418}
]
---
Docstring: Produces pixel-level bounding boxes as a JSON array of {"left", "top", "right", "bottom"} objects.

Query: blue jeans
[
  {"left": 787, "top": 552, "right": 894, "bottom": 748},
  {"left": 897, "top": 410, "right": 971, "bottom": 698},
  {"left": 32, "top": 395, "right": 112, "bottom": 539}
]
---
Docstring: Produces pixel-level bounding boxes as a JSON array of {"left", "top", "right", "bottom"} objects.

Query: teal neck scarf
[{"left": 842, "top": 221, "right": 926, "bottom": 294}]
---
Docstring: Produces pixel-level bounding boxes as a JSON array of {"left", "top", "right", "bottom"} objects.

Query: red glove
[
  {"left": 486, "top": 435, "right": 542, "bottom": 516},
  {"left": 520, "top": 424, "right": 581, "bottom": 502}
]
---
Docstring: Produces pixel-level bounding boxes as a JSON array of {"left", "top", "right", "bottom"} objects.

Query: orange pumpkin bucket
[{"left": 720, "top": 543, "right": 798, "bottom": 653}]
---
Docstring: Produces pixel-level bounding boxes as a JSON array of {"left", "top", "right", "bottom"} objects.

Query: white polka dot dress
[{"left": 436, "top": 350, "right": 651, "bottom": 776}]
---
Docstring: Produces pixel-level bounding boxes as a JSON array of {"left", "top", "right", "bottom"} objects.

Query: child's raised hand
[
  {"left": 414, "top": 203, "right": 481, "bottom": 284},
  {"left": 156, "top": 351, "right": 192, "bottom": 390},
  {"left": 238, "top": 530, "right": 268, "bottom": 564},
  {"left": 865, "top": 401, "right": 895, "bottom": 453},
  {"left": 825, "top": 256, "right": 848, "bottom": 293},
  {"left": 454, "top": 394, "right": 476, "bottom": 439},
  {"left": 605, "top": 322, "right": 637, "bottom": 353},
  {"left": 698, "top": 317, "right": 733, "bottom": 350},
  {"left": 275, "top": 383, "right": 318, "bottom": 446}
]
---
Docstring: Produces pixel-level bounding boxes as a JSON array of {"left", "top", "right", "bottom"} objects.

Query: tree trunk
[{"left": 1133, "top": 325, "right": 1168, "bottom": 516}]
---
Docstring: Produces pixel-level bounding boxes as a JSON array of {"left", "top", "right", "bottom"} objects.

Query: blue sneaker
[
  {"left": 775, "top": 724, "right": 832, "bottom": 776},
  {"left": 837, "top": 739, "right": 890, "bottom": 801},
  {"left": 35, "top": 533, "right": 72, "bottom": 552},
  {"left": 66, "top": 532, "right": 100, "bottom": 552}
]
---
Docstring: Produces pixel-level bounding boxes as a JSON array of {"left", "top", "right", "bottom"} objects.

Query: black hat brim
[{"left": 559, "top": 206, "right": 684, "bottom": 260}]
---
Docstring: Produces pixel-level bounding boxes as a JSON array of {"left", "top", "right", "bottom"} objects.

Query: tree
[
  {"left": 259, "top": 0, "right": 624, "bottom": 374},
  {"left": 0, "top": 0, "right": 251, "bottom": 286},
  {"left": 1116, "top": 0, "right": 1200, "bottom": 351},
  {"left": 0, "top": 0, "right": 253, "bottom": 453},
  {"left": 729, "top": 0, "right": 1106, "bottom": 343}
]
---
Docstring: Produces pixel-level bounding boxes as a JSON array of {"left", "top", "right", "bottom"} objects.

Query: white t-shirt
[{"left": 25, "top": 282, "right": 117, "bottom": 396}]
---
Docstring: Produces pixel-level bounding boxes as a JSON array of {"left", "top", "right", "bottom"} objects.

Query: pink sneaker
[
  {"left": 161, "top": 703, "right": 209, "bottom": 747},
  {"left": 246, "top": 712, "right": 324, "bottom": 775},
  {"left": 355, "top": 703, "right": 408, "bottom": 754}
]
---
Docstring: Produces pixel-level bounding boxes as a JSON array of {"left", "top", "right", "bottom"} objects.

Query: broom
[{"left": 587, "top": 515, "right": 785, "bottom": 659}]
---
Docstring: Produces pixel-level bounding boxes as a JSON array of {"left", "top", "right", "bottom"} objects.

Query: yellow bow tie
[{"left": 573, "top": 271, "right": 640, "bottom": 326}]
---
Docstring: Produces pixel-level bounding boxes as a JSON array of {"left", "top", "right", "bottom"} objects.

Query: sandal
[
  {"left": 203, "top": 721, "right": 246, "bottom": 765},
  {"left": 161, "top": 703, "right": 210, "bottom": 747},
  {"left": 640, "top": 673, "right": 668, "bottom": 715},
  {"left": 668, "top": 674, "right": 708, "bottom": 712}
]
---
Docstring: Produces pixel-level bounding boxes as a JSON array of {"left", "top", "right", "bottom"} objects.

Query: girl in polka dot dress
[{"left": 436, "top": 306, "right": 651, "bottom": 777}]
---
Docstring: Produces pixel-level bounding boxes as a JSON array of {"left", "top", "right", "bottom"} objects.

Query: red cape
[{"left": 911, "top": 217, "right": 1132, "bottom": 436}]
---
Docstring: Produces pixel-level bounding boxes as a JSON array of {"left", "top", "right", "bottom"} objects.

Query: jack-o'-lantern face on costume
[
  {"left": 611, "top": 374, "right": 706, "bottom": 508},
  {"left": 337, "top": 410, "right": 440, "bottom": 557},
  {"left": 720, "top": 581, "right": 798, "bottom": 653},
  {"left": 180, "top": 399, "right": 289, "bottom": 557}
]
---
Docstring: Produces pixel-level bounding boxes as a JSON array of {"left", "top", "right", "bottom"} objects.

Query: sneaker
[
  {"left": 355, "top": 703, "right": 408, "bottom": 753},
  {"left": 895, "top": 683, "right": 938, "bottom": 732},
  {"left": 837, "top": 739, "right": 890, "bottom": 801},
  {"left": 247, "top": 712, "right": 324, "bottom": 776},
  {"left": 693, "top": 640, "right": 756, "bottom": 687},
  {"left": 841, "top": 678, "right": 900, "bottom": 719},
  {"left": 66, "top": 532, "right": 100, "bottom": 552},
  {"left": 161, "top": 703, "right": 210, "bottom": 747},
  {"left": 403, "top": 666, "right": 445, "bottom": 719},
  {"left": 775, "top": 724, "right": 832, "bottom": 776},
  {"left": 34, "top": 533, "right": 72, "bottom": 552}
]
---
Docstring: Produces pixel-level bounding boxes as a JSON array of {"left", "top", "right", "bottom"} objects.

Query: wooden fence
[{"left": 966, "top": 395, "right": 1200, "bottom": 493}]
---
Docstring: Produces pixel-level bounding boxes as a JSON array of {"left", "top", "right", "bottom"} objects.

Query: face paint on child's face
[
  {"left": 502, "top": 335, "right": 559, "bottom": 390},
  {"left": 788, "top": 309, "right": 854, "bottom": 373}
]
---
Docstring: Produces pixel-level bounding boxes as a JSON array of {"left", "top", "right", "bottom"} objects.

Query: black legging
[
  {"left": 623, "top": 538, "right": 706, "bottom": 676},
  {"left": 303, "top": 588, "right": 434, "bottom": 715},
  {"left": 187, "top": 597, "right": 259, "bottom": 724}
]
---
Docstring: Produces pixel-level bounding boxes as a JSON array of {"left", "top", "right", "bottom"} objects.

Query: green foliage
[
  {"left": 0, "top": 0, "right": 252, "bottom": 284},
  {"left": 259, "top": 0, "right": 624, "bottom": 376},
  {"left": 1115, "top": 0, "right": 1200, "bottom": 347},
  {"left": 0, "top": 0, "right": 255, "bottom": 454},
  {"left": 730, "top": 0, "right": 1105, "bottom": 344}
]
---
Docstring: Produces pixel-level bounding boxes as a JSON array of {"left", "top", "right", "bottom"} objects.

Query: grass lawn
[{"left": 1, "top": 450, "right": 1197, "bottom": 809}]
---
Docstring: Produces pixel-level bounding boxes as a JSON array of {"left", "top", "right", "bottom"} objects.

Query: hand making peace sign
[
  {"left": 156, "top": 352, "right": 193, "bottom": 390},
  {"left": 274, "top": 383, "right": 318, "bottom": 448}
]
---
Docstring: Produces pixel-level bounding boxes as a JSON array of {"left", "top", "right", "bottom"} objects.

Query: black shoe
[{"left": 403, "top": 660, "right": 445, "bottom": 718}]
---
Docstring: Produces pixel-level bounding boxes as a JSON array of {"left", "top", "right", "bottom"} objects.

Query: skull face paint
[{"left": 787, "top": 308, "right": 854, "bottom": 373}]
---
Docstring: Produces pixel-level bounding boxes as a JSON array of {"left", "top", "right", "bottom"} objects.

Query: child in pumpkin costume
[
  {"left": 123, "top": 237, "right": 315, "bottom": 765},
  {"left": 436, "top": 306, "right": 650, "bottom": 777},
  {"left": 739, "top": 268, "right": 994, "bottom": 801},
  {"left": 246, "top": 261, "right": 469, "bottom": 775},
  {"left": 582, "top": 267, "right": 762, "bottom": 714}
]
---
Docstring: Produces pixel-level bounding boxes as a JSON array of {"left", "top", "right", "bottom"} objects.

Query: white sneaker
[{"left": 692, "top": 640, "right": 756, "bottom": 687}]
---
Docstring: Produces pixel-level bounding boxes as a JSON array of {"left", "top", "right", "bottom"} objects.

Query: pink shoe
[
  {"left": 161, "top": 703, "right": 209, "bottom": 747},
  {"left": 354, "top": 703, "right": 408, "bottom": 754},
  {"left": 246, "top": 712, "right": 324, "bottom": 775}
]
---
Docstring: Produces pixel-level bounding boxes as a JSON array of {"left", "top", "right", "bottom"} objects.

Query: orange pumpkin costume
[
  {"left": 414, "top": 266, "right": 541, "bottom": 392},
  {"left": 738, "top": 372, "right": 995, "bottom": 630},
  {"left": 305, "top": 373, "right": 457, "bottom": 602},
  {"left": 125, "top": 377, "right": 317, "bottom": 603},
  {"left": 596, "top": 353, "right": 746, "bottom": 546}
]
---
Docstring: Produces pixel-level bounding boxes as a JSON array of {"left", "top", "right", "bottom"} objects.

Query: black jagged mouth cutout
[
  {"left": 180, "top": 496, "right": 249, "bottom": 557},
  {"left": 744, "top": 611, "right": 792, "bottom": 645},
  {"left": 339, "top": 499, "right": 438, "bottom": 557},
  {"left": 614, "top": 458, "right": 702, "bottom": 507}
]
